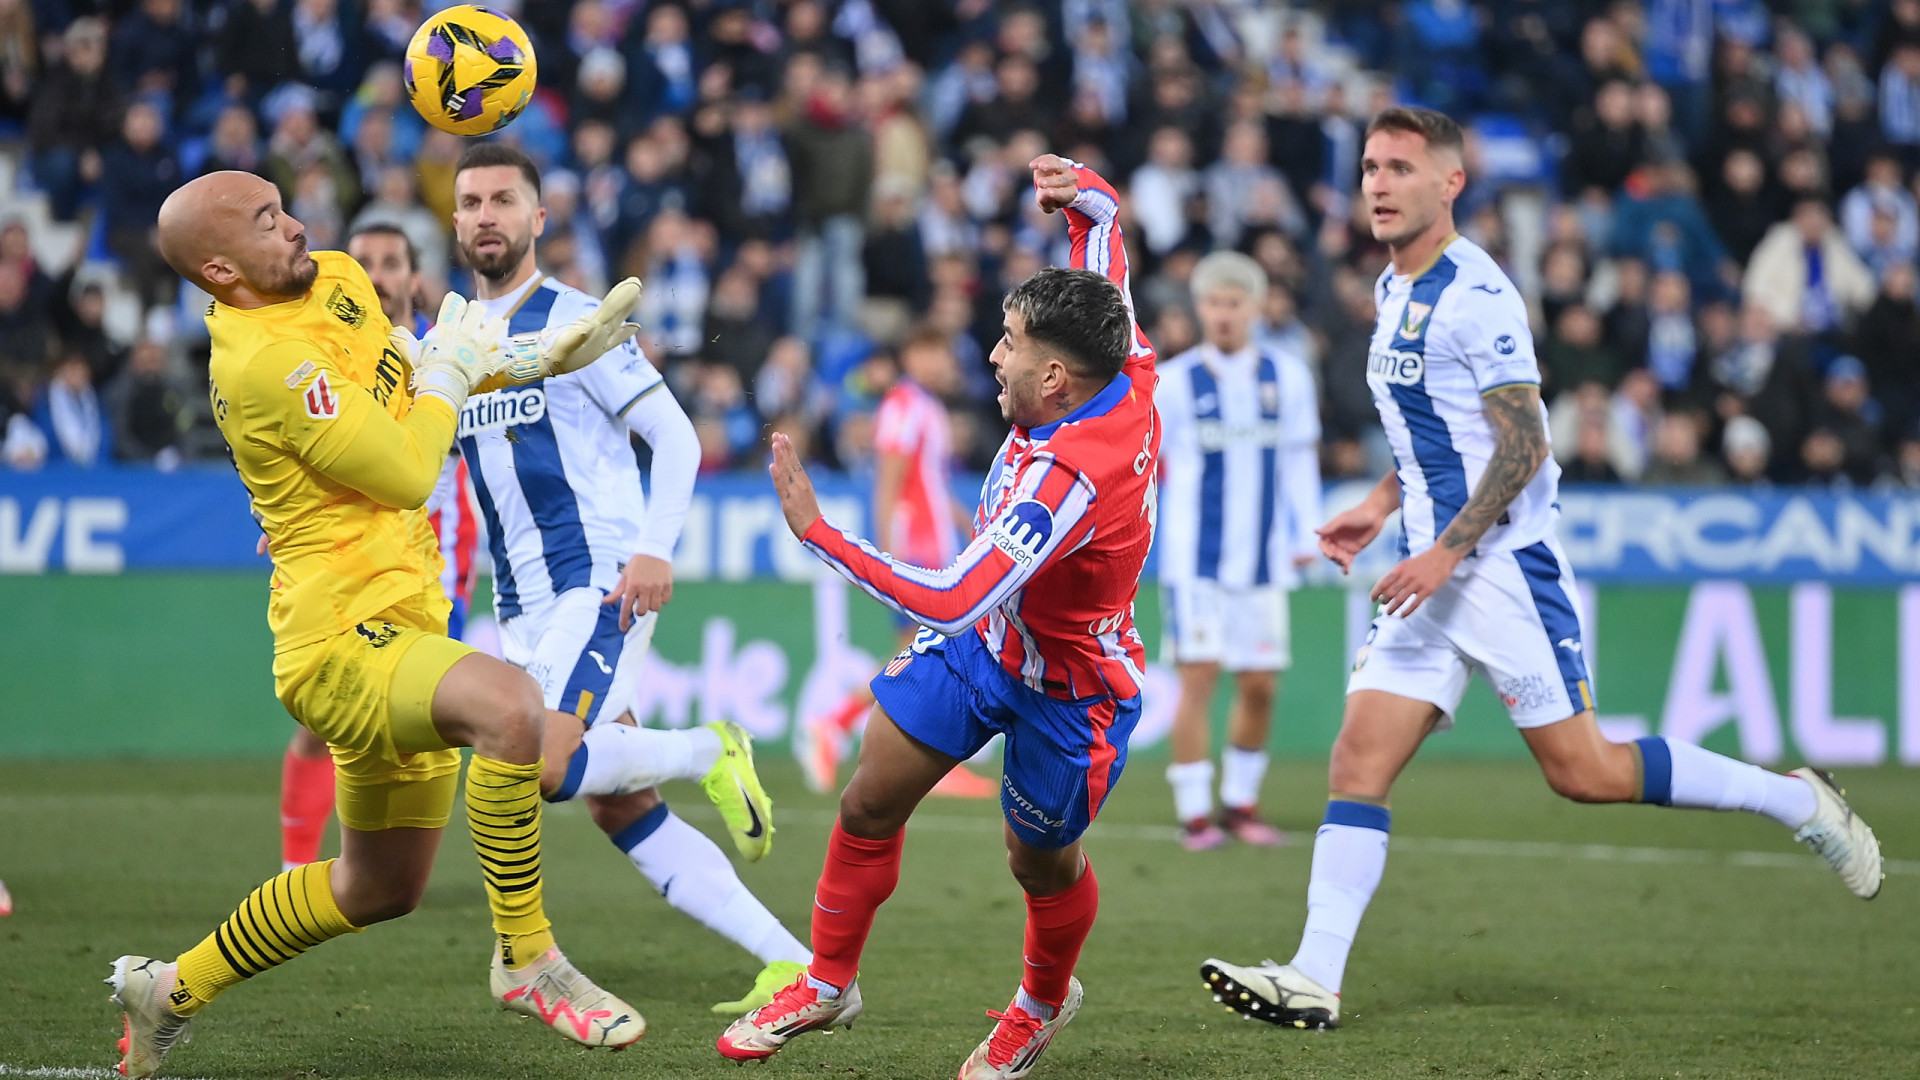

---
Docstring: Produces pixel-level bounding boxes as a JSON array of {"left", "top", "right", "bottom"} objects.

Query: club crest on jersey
[
  {"left": 303, "top": 370, "right": 338, "bottom": 418},
  {"left": 989, "top": 500, "right": 1054, "bottom": 566},
  {"left": 459, "top": 386, "right": 547, "bottom": 438},
  {"left": 324, "top": 285, "right": 368, "bottom": 328},
  {"left": 1399, "top": 301, "right": 1434, "bottom": 339}
]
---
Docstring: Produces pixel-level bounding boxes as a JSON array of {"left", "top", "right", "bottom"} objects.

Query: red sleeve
[
  {"left": 802, "top": 454, "right": 1097, "bottom": 635},
  {"left": 1050, "top": 162, "right": 1156, "bottom": 381}
]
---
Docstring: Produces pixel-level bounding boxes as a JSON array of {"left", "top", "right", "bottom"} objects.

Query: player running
[
  {"left": 717, "top": 155, "right": 1158, "bottom": 1080},
  {"left": 278, "top": 223, "right": 482, "bottom": 872},
  {"left": 1156, "top": 252, "right": 1321, "bottom": 851},
  {"left": 1199, "top": 108, "right": 1883, "bottom": 1032},
  {"left": 795, "top": 326, "right": 997, "bottom": 799},
  {"left": 447, "top": 144, "right": 809, "bottom": 1014},
  {"left": 113, "top": 170, "right": 647, "bottom": 1078}
]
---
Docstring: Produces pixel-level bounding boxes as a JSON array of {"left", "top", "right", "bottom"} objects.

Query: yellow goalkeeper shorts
[{"left": 273, "top": 587, "right": 475, "bottom": 832}]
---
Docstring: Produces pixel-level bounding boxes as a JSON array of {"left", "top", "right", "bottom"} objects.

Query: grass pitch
[{"left": 1, "top": 756, "right": 1915, "bottom": 1079}]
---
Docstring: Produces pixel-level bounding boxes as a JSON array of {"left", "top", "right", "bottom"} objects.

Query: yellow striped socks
[
  {"left": 467, "top": 754, "right": 554, "bottom": 969},
  {"left": 172, "top": 860, "right": 360, "bottom": 1015}
]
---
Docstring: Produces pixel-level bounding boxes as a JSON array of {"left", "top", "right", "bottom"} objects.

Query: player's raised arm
[
  {"left": 770, "top": 433, "right": 1096, "bottom": 636},
  {"left": 1030, "top": 154, "right": 1154, "bottom": 374}
]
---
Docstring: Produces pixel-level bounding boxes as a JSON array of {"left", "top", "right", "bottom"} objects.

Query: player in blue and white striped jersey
[
  {"left": 1154, "top": 252, "right": 1320, "bottom": 851},
  {"left": 447, "top": 144, "right": 813, "bottom": 1015},
  {"left": 1200, "top": 107, "right": 1882, "bottom": 1034}
]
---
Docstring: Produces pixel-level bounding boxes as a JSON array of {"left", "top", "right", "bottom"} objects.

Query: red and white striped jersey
[
  {"left": 425, "top": 453, "right": 480, "bottom": 608},
  {"left": 804, "top": 163, "right": 1160, "bottom": 701},
  {"left": 873, "top": 377, "right": 960, "bottom": 569}
]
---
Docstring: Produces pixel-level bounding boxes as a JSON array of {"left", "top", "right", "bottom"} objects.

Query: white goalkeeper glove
[
  {"left": 494, "top": 277, "right": 645, "bottom": 386},
  {"left": 395, "top": 292, "right": 510, "bottom": 411}
]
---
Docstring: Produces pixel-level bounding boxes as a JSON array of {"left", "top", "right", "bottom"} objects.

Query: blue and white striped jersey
[
  {"left": 454, "top": 275, "right": 669, "bottom": 621},
  {"left": 1155, "top": 341, "right": 1322, "bottom": 589},
  {"left": 1367, "top": 235, "right": 1558, "bottom": 557}
]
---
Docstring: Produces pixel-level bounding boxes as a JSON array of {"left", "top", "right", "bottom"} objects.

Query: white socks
[
  {"left": 1014, "top": 985, "right": 1057, "bottom": 1021},
  {"left": 1636, "top": 736, "right": 1817, "bottom": 829},
  {"left": 1290, "top": 802, "right": 1390, "bottom": 995},
  {"left": 1165, "top": 760, "right": 1214, "bottom": 823},
  {"left": 611, "top": 804, "right": 812, "bottom": 966},
  {"left": 552, "top": 723, "right": 724, "bottom": 801},
  {"left": 1219, "top": 746, "right": 1269, "bottom": 810}
]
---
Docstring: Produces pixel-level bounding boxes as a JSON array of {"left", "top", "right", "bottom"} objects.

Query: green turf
[{"left": 1, "top": 756, "right": 1915, "bottom": 1079}]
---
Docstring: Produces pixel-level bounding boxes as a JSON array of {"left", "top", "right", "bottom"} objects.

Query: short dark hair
[
  {"left": 1003, "top": 267, "right": 1131, "bottom": 381},
  {"left": 1365, "top": 106, "right": 1465, "bottom": 159},
  {"left": 345, "top": 222, "right": 418, "bottom": 273},
  {"left": 456, "top": 141, "right": 542, "bottom": 199}
]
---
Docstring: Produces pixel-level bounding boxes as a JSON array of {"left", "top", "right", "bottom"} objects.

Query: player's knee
[
  {"left": 1238, "top": 673, "right": 1277, "bottom": 714},
  {"left": 1005, "top": 844, "right": 1078, "bottom": 896},
  {"left": 837, "top": 785, "right": 906, "bottom": 839}
]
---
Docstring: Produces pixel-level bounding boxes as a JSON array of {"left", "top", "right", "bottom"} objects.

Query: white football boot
[
  {"left": 1790, "top": 767, "right": 1884, "bottom": 899},
  {"left": 106, "top": 955, "right": 194, "bottom": 1078},
  {"left": 716, "top": 972, "right": 863, "bottom": 1061},
  {"left": 491, "top": 946, "right": 645, "bottom": 1047},
  {"left": 957, "top": 978, "right": 1083, "bottom": 1080},
  {"left": 1200, "top": 958, "right": 1339, "bottom": 1029}
]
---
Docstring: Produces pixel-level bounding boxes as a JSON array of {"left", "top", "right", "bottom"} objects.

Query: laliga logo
[
  {"left": 459, "top": 386, "right": 547, "bottom": 438},
  {"left": 989, "top": 500, "right": 1054, "bottom": 565},
  {"left": 1367, "top": 347, "right": 1425, "bottom": 386}
]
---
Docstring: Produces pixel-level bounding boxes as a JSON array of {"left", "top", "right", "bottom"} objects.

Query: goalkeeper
[{"left": 108, "top": 170, "right": 646, "bottom": 1078}]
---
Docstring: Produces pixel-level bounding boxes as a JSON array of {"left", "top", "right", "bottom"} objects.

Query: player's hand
[
  {"left": 1316, "top": 504, "right": 1387, "bottom": 573},
  {"left": 769, "top": 431, "right": 822, "bottom": 539},
  {"left": 1030, "top": 154, "right": 1080, "bottom": 214},
  {"left": 499, "top": 277, "right": 644, "bottom": 384},
  {"left": 255, "top": 534, "right": 269, "bottom": 557},
  {"left": 604, "top": 553, "right": 672, "bottom": 631},
  {"left": 1371, "top": 545, "right": 1463, "bottom": 618},
  {"left": 405, "top": 292, "right": 509, "bottom": 405}
]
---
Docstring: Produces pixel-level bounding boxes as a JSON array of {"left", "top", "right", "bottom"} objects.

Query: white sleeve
[
  {"left": 1453, "top": 285, "right": 1540, "bottom": 394},
  {"left": 621, "top": 383, "right": 699, "bottom": 562}
]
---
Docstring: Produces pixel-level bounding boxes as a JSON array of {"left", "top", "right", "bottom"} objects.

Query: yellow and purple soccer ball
[{"left": 404, "top": 5, "right": 538, "bottom": 137}]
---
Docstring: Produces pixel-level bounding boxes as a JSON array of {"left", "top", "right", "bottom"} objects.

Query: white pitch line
[
  {"left": 702, "top": 806, "right": 1919, "bottom": 877},
  {"left": 0, "top": 1068, "right": 218, "bottom": 1080}
]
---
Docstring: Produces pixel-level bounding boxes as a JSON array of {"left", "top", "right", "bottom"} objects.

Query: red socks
[
  {"left": 279, "top": 749, "right": 336, "bottom": 867},
  {"left": 807, "top": 820, "right": 904, "bottom": 990},
  {"left": 1021, "top": 857, "right": 1099, "bottom": 1008}
]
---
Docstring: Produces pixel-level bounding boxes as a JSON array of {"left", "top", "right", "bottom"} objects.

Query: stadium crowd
[{"left": 0, "top": 0, "right": 1917, "bottom": 490}]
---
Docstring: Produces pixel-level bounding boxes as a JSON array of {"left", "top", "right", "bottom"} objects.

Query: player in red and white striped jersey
[{"left": 719, "top": 156, "right": 1159, "bottom": 1080}]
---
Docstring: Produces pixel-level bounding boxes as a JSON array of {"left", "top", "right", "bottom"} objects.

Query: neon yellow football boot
[{"left": 699, "top": 721, "right": 774, "bottom": 861}]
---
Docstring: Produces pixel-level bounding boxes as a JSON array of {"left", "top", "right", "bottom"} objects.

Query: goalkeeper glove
[
  {"left": 487, "top": 277, "right": 645, "bottom": 388},
  {"left": 395, "top": 292, "right": 510, "bottom": 411}
]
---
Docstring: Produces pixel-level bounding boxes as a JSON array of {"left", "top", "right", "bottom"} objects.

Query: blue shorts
[{"left": 872, "top": 627, "right": 1141, "bottom": 849}]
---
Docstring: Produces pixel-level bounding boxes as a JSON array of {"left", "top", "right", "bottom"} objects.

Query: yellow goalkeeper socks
[
  {"left": 467, "top": 754, "right": 555, "bottom": 969},
  {"left": 173, "top": 860, "right": 361, "bottom": 1015}
]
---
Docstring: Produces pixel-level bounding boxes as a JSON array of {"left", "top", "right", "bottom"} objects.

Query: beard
[
  {"left": 254, "top": 245, "right": 319, "bottom": 300},
  {"left": 462, "top": 229, "right": 532, "bottom": 282}
]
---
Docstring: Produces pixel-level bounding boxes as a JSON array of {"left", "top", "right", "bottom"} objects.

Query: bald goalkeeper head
[{"left": 158, "top": 171, "right": 320, "bottom": 309}]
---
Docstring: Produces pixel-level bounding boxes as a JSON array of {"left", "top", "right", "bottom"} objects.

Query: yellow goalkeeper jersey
[{"left": 208, "top": 249, "right": 456, "bottom": 652}]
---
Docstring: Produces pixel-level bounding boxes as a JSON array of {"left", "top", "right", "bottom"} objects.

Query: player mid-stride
[
  {"left": 717, "top": 155, "right": 1159, "bottom": 1080},
  {"left": 1199, "top": 107, "right": 1882, "bottom": 1032}
]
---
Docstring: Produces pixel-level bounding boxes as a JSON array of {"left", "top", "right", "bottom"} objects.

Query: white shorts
[
  {"left": 1161, "top": 580, "right": 1291, "bottom": 672},
  {"left": 1346, "top": 538, "right": 1594, "bottom": 729},
  {"left": 498, "top": 587, "right": 659, "bottom": 726}
]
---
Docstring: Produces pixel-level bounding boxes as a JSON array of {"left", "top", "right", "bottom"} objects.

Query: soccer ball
[{"left": 404, "top": 5, "right": 538, "bottom": 137}]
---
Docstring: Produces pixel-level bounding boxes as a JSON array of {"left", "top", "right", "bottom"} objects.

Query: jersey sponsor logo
[
  {"left": 353, "top": 620, "right": 400, "bottom": 648},
  {"left": 1494, "top": 334, "right": 1517, "bottom": 355},
  {"left": 459, "top": 386, "right": 547, "bottom": 438},
  {"left": 372, "top": 346, "right": 405, "bottom": 406},
  {"left": 283, "top": 360, "right": 317, "bottom": 388},
  {"left": 989, "top": 500, "right": 1054, "bottom": 566},
  {"left": 323, "top": 284, "right": 369, "bottom": 328},
  {"left": 1194, "top": 418, "right": 1284, "bottom": 451},
  {"left": 1498, "top": 672, "right": 1554, "bottom": 712},
  {"left": 1399, "top": 301, "right": 1433, "bottom": 339},
  {"left": 304, "top": 370, "right": 338, "bottom": 419},
  {"left": 1366, "top": 347, "right": 1425, "bottom": 386},
  {"left": 1002, "top": 776, "right": 1066, "bottom": 829},
  {"left": 1088, "top": 610, "right": 1127, "bottom": 635}
]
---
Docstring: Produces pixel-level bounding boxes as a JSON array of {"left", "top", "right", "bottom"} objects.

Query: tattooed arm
[
  {"left": 1436, "top": 384, "right": 1549, "bottom": 554},
  {"left": 1370, "top": 384, "right": 1548, "bottom": 615}
]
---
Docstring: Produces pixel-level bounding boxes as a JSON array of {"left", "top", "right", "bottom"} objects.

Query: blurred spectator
[
  {"left": 707, "top": 91, "right": 792, "bottom": 242},
  {"left": 266, "top": 87, "right": 359, "bottom": 226},
  {"left": 100, "top": 101, "right": 182, "bottom": 309},
  {"left": 1707, "top": 148, "right": 1780, "bottom": 263},
  {"left": 49, "top": 280, "right": 124, "bottom": 387},
  {"left": 1703, "top": 304, "right": 1819, "bottom": 477},
  {"left": 1131, "top": 126, "right": 1198, "bottom": 256},
  {"left": 1774, "top": 24, "right": 1833, "bottom": 138},
  {"left": 1560, "top": 400, "right": 1623, "bottom": 484},
  {"left": 290, "top": 0, "right": 359, "bottom": 100},
  {"left": 1809, "top": 355, "right": 1884, "bottom": 485},
  {"left": 1561, "top": 79, "right": 1641, "bottom": 199},
  {"left": 351, "top": 166, "right": 447, "bottom": 283},
  {"left": 27, "top": 18, "right": 118, "bottom": 221},
  {"left": 1641, "top": 411, "right": 1726, "bottom": 485},
  {"left": 0, "top": 0, "right": 33, "bottom": 125},
  {"left": 1541, "top": 304, "right": 1619, "bottom": 398},
  {"left": 1643, "top": 270, "right": 1697, "bottom": 393},
  {"left": 1743, "top": 198, "right": 1876, "bottom": 335},
  {"left": 706, "top": 268, "right": 776, "bottom": 386},
  {"left": 955, "top": 53, "right": 1049, "bottom": 147},
  {"left": 1204, "top": 120, "right": 1302, "bottom": 248},
  {"left": 1609, "top": 162, "right": 1734, "bottom": 303},
  {"left": 1266, "top": 79, "right": 1328, "bottom": 217},
  {"left": 1839, "top": 153, "right": 1918, "bottom": 263},
  {"left": 786, "top": 67, "right": 872, "bottom": 341},
  {"left": 107, "top": 339, "right": 188, "bottom": 466},
  {"left": 1889, "top": 425, "right": 1920, "bottom": 488},
  {"left": 202, "top": 104, "right": 265, "bottom": 177},
  {"left": 753, "top": 334, "right": 834, "bottom": 432},
  {"left": 110, "top": 0, "right": 195, "bottom": 100},
  {"left": 0, "top": 260, "right": 48, "bottom": 382},
  {"left": 1722, "top": 414, "right": 1772, "bottom": 483},
  {"left": 33, "top": 354, "right": 113, "bottom": 467},
  {"left": 926, "top": 39, "right": 996, "bottom": 142},
  {"left": 1879, "top": 42, "right": 1920, "bottom": 164},
  {"left": 1852, "top": 260, "right": 1920, "bottom": 442},
  {"left": 863, "top": 177, "right": 929, "bottom": 317},
  {"left": 633, "top": 210, "right": 711, "bottom": 361},
  {"left": 215, "top": 0, "right": 299, "bottom": 103}
]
